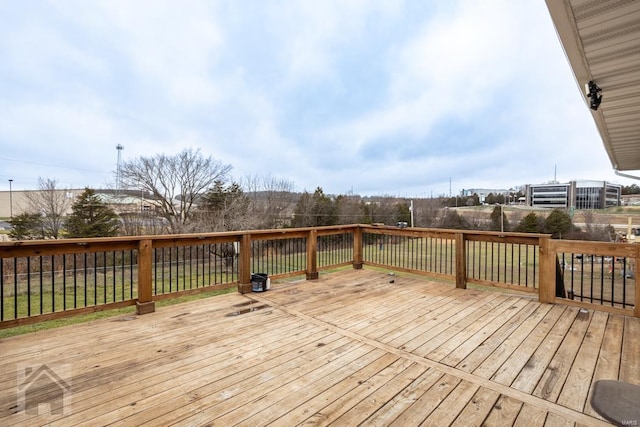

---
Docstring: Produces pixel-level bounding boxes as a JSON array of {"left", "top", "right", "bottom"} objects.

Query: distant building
[
  {"left": 460, "top": 188, "right": 509, "bottom": 204},
  {"left": 0, "top": 189, "right": 82, "bottom": 218},
  {"left": 0, "top": 188, "right": 160, "bottom": 218},
  {"left": 525, "top": 180, "right": 621, "bottom": 209}
]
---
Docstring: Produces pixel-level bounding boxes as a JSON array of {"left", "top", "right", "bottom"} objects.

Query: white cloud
[
  {"left": 0, "top": 0, "right": 633, "bottom": 195},
  {"left": 310, "top": 0, "right": 526, "bottom": 158},
  {"left": 256, "top": 0, "right": 403, "bottom": 86}
]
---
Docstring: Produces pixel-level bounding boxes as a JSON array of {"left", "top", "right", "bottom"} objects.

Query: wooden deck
[{"left": 1, "top": 269, "right": 638, "bottom": 426}]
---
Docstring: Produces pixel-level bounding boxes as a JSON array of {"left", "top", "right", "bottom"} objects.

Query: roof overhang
[{"left": 545, "top": 0, "right": 640, "bottom": 171}]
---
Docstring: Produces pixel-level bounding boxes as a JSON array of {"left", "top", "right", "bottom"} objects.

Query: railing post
[
  {"left": 238, "top": 234, "right": 252, "bottom": 293},
  {"left": 455, "top": 232, "right": 466, "bottom": 289},
  {"left": 353, "top": 227, "right": 363, "bottom": 270},
  {"left": 539, "top": 236, "right": 556, "bottom": 304},
  {"left": 136, "top": 239, "right": 155, "bottom": 315},
  {"left": 306, "top": 229, "right": 319, "bottom": 280}
]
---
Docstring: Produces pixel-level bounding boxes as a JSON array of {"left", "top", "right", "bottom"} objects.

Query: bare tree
[
  {"left": 119, "top": 212, "right": 169, "bottom": 236},
  {"left": 243, "top": 174, "right": 296, "bottom": 229},
  {"left": 364, "top": 195, "right": 401, "bottom": 225},
  {"left": 412, "top": 197, "right": 445, "bottom": 228},
  {"left": 190, "top": 181, "right": 251, "bottom": 232},
  {"left": 579, "top": 210, "right": 615, "bottom": 241},
  {"left": 335, "top": 194, "right": 364, "bottom": 225},
  {"left": 118, "top": 148, "right": 232, "bottom": 233},
  {"left": 24, "top": 177, "right": 71, "bottom": 239}
]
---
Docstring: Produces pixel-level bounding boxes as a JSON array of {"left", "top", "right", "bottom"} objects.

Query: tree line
[
  {"left": 622, "top": 184, "right": 640, "bottom": 195},
  {"left": 7, "top": 148, "right": 616, "bottom": 241}
]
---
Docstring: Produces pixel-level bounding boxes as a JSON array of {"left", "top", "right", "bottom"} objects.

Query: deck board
[
  {"left": 491, "top": 304, "right": 567, "bottom": 387},
  {"left": 557, "top": 310, "right": 608, "bottom": 412},
  {"left": 482, "top": 394, "right": 524, "bottom": 426},
  {"left": 583, "top": 314, "right": 624, "bottom": 420},
  {"left": 621, "top": 315, "right": 640, "bottom": 384},
  {"left": 533, "top": 309, "right": 593, "bottom": 403},
  {"left": 0, "top": 269, "right": 634, "bottom": 426},
  {"left": 472, "top": 303, "right": 554, "bottom": 380}
]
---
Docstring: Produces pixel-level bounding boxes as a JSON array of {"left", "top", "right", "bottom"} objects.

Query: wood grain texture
[{"left": 0, "top": 269, "right": 625, "bottom": 427}]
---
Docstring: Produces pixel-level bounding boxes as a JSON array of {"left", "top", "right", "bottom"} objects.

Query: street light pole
[
  {"left": 410, "top": 200, "right": 414, "bottom": 228},
  {"left": 8, "top": 179, "right": 13, "bottom": 218}
]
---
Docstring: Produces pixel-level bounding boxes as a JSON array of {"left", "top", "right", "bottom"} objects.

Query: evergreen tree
[
  {"left": 196, "top": 180, "right": 249, "bottom": 231},
  {"left": 441, "top": 209, "right": 471, "bottom": 229},
  {"left": 395, "top": 202, "right": 411, "bottom": 225},
  {"left": 291, "top": 191, "right": 314, "bottom": 227},
  {"left": 8, "top": 213, "right": 45, "bottom": 240},
  {"left": 516, "top": 212, "right": 543, "bottom": 233},
  {"left": 484, "top": 193, "right": 497, "bottom": 205},
  {"left": 334, "top": 195, "right": 365, "bottom": 225},
  {"left": 66, "top": 188, "right": 120, "bottom": 238},
  {"left": 468, "top": 194, "right": 481, "bottom": 206},
  {"left": 544, "top": 209, "right": 572, "bottom": 239},
  {"left": 312, "top": 187, "right": 337, "bottom": 226},
  {"left": 291, "top": 187, "right": 337, "bottom": 227},
  {"left": 489, "top": 206, "right": 508, "bottom": 231}
]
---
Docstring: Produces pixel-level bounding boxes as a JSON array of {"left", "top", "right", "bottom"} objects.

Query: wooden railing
[
  {"left": 1, "top": 224, "right": 639, "bottom": 328},
  {"left": 548, "top": 239, "right": 639, "bottom": 316}
]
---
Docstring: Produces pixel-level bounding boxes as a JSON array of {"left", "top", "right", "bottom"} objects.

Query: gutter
[{"left": 615, "top": 169, "right": 640, "bottom": 181}]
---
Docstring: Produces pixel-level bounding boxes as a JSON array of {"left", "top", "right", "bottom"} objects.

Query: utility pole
[{"left": 410, "top": 200, "right": 414, "bottom": 228}]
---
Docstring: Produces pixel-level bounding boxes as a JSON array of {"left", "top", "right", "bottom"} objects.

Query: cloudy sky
[{"left": 0, "top": 0, "right": 632, "bottom": 197}]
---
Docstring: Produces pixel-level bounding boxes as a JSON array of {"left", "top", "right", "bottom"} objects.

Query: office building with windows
[{"left": 525, "top": 180, "right": 621, "bottom": 209}]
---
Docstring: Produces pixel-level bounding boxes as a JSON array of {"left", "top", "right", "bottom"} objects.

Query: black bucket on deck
[{"left": 251, "top": 273, "right": 268, "bottom": 292}]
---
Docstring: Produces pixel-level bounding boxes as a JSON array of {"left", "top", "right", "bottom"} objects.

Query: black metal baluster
[
  {"left": 0, "top": 259, "right": 4, "bottom": 321},
  {"left": 13, "top": 257, "right": 20, "bottom": 319},
  {"left": 93, "top": 252, "right": 98, "bottom": 306},
  {"left": 39, "top": 256, "right": 44, "bottom": 314},
  {"left": 182, "top": 246, "right": 187, "bottom": 291},
  {"left": 103, "top": 252, "right": 107, "bottom": 304},
  {"left": 622, "top": 258, "right": 627, "bottom": 308},
  {"left": 25, "top": 257, "right": 31, "bottom": 316},
  {"left": 130, "top": 250, "right": 134, "bottom": 299},
  {"left": 121, "top": 250, "right": 125, "bottom": 301},
  {"left": 189, "top": 246, "right": 193, "bottom": 290},
  {"left": 51, "top": 255, "right": 56, "bottom": 312},
  {"left": 111, "top": 252, "right": 116, "bottom": 302},
  {"left": 168, "top": 247, "right": 173, "bottom": 293},
  {"left": 84, "top": 253, "right": 88, "bottom": 307},
  {"left": 63, "top": 254, "right": 67, "bottom": 311},
  {"left": 600, "top": 257, "right": 605, "bottom": 305}
]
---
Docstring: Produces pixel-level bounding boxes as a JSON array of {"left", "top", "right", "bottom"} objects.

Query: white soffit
[{"left": 545, "top": 0, "right": 640, "bottom": 171}]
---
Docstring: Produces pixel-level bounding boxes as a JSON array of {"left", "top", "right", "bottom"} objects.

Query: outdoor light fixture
[{"left": 586, "top": 80, "right": 602, "bottom": 111}]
